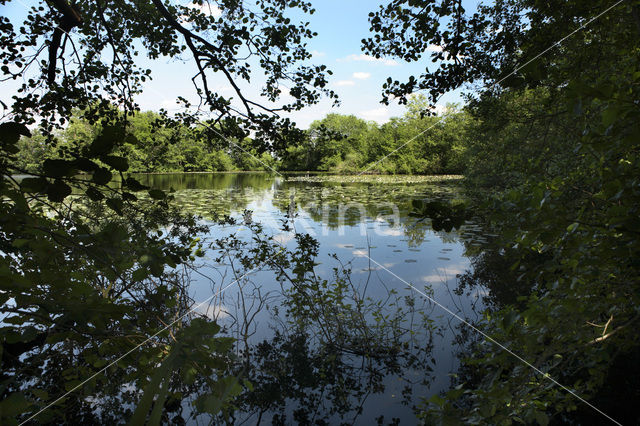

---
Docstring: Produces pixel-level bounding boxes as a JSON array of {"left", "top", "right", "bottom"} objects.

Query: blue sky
[{"left": 1, "top": 0, "right": 479, "bottom": 128}]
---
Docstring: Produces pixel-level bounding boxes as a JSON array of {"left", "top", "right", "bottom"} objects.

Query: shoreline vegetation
[
  {"left": 14, "top": 97, "right": 469, "bottom": 177},
  {"left": 284, "top": 174, "right": 463, "bottom": 183},
  {"left": 134, "top": 171, "right": 465, "bottom": 181}
]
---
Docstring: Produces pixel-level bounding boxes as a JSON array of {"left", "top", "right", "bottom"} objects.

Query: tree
[
  {"left": 0, "top": 0, "right": 338, "bottom": 423},
  {"left": 275, "top": 108, "right": 470, "bottom": 174},
  {"left": 308, "top": 114, "right": 371, "bottom": 170},
  {"left": 364, "top": 0, "right": 640, "bottom": 423}
]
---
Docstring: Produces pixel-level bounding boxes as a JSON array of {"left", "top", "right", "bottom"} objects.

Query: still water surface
[{"left": 137, "top": 172, "right": 487, "bottom": 425}]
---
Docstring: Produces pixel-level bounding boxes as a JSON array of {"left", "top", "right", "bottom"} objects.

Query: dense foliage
[
  {"left": 281, "top": 97, "right": 470, "bottom": 174},
  {"left": 366, "top": 0, "right": 640, "bottom": 424},
  {"left": 15, "top": 98, "right": 470, "bottom": 175},
  {"left": 13, "top": 109, "right": 277, "bottom": 173}
]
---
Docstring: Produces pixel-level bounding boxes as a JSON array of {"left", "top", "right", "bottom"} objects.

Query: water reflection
[
  {"left": 136, "top": 173, "right": 470, "bottom": 246},
  {"left": 137, "top": 173, "right": 486, "bottom": 424}
]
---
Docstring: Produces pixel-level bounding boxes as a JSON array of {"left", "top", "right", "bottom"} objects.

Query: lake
[{"left": 136, "top": 172, "right": 488, "bottom": 425}]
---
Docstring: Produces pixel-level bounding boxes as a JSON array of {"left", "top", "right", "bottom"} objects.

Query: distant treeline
[{"left": 15, "top": 95, "right": 471, "bottom": 175}]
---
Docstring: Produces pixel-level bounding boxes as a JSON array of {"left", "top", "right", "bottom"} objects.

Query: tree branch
[
  {"left": 149, "top": 0, "right": 275, "bottom": 119},
  {"left": 46, "top": 0, "right": 83, "bottom": 84}
]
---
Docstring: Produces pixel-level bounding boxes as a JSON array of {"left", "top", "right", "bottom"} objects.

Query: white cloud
[
  {"left": 352, "top": 72, "right": 371, "bottom": 80},
  {"left": 339, "top": 54, "right": 399, "bottom": 67},
  {"left": 432, "top": 104, "right": 449, "bottom": 115},
  {"left": 421, "top": 264, "right": 469, "bottom": 284},
  {"left": 186, "top": 1, "right": 222, "bottom": 18},
  {"left": 358, "top": 107, "right": 391, "bottom": 123},
  {"left": 421, "top": 273, "right": 457, "bottom": 284},
  {"left": 273, "top": 232, "right": 295, "bottom": 245},
  {"left": 335, "top": 80, "right": 355, "bottom": 87},
  {"left": 311, "top": 50, "right": 326, "bottom": 57}
]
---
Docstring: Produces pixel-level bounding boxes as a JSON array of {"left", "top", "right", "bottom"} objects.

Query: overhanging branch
[{"left": 47, "top": 0, "right": 83, "bottom": 84}]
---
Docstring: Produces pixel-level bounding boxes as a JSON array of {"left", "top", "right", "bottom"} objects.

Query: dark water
[{"left": 136, "top": 172, "right": 487, "bottom": 424}]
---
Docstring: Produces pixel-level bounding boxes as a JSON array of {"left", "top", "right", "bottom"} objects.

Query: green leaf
[
  {"left": 148, "top": 189, "right": 166, "bottom": 200},
  {"left": 502, "top": 310, "right": 519, "bottom": 331},
  {"left": 89, "top": 124, "right": 124, "bottom": 156},
  {"left": 92, "top": 168, "right": 112, "bottom": 185},
  {"left": 124, "top": 133, "right": 139, "bottom": 145},
  {"left": 43, "top": 159, "right": 74, "bottom": 178},
  {"left": 73, "top": 158, "right": 99, "bottom": 172},
  {"left": 0, "top": 122, "right": 31, "bottom": 146},
  {"left": 0, "top": 392, "right": 32, "bottom": 418},
  {"left": 428, "top": 393, "right": 446, "bottom": 408},
  {"left": 12, "top": 238, "right": 30, "bottom": 248},
  {"left": 46, "top": 179, "right": 72, "bottom": 202},
  {"left": 122, "top": 191, "right": 137, "bottom": 202},
  {"left": 533, "top": 410, "right": 549, "bottom": 426},
  {"left": 4, "top": 186, "right": 29, "bottom": 211},
  {"left": 127, "top": 350, "right": 177, "bottom": 426},
  {"left": 20, "top": 177, "right": 47, "bottom": 193},
  {"left": 102, "top": 155, "right": 129, "bottom": 171},
  {"left": 64, "top": 379, "right": 82, "bottom": 392},
  {"left": 195, "top": 376, "right": 242, "bottom": 415},
  {"left": 132, "top": 268, "right": 149, "bottom": 282},
  {"left": 85, "top": 186, "right": 104, "bottom": 201},
  {"left": 124, "top": 177, "right": 148, "bottom": 191},
  {"left": 106, "top": 197, "right": 123, "bottom": 215},
  {"left": 147, "top": 377, "right": 170, "bottom": 426},
  {"left": 602, "top": 105, "right": 620, "bottom": 128}
]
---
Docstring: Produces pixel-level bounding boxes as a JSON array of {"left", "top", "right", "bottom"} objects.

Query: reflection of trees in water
[
  {"left": 134, "top": 174, "right": 472, "bottom": 249},
  {"left": 271, "top": 181, "right": 467, "bottom": 246},
  {"left": 135, "top": 172, "right": 279, "bottom": 192},
  {"left": 196, "top": 222, "right": 440, "bottom": 424},
  {"left": 15, "top": 183, "right": 478, "bottom": 424},
  {"left": 419, "top": 207, "right": 566, "bottom": 422},
  {"left": 455, "top": 244, "right": 537, "bottom": 309},
  {"left": 451, "top": 209, "right": 548, "bottom": 311},
  {"left": 155, "top": 179, "right": 499, "bottom": 424},
  {"left": 129, "top": 173, "right": 282, "bottom": 218},
  {"left": 6, "top": 263, "right": 239, "bottom": 425}
]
